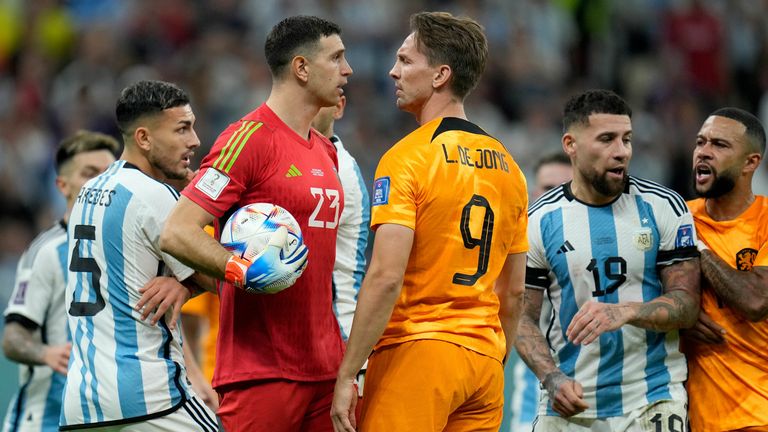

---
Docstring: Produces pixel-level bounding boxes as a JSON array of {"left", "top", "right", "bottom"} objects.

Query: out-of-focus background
[{"left": 1, "top": 0, "right": 768, "bottom": 422}]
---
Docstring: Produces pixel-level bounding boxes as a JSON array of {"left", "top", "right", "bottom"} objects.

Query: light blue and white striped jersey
[
  {"left": 61, "top": 161, "right": 195, "bottom": 429},
  {"left": 3, "top": 222, "right": 69, "bottom": 432},
  {"left": 330, "top": 135, "right": 370, "bottom": 341},
  {"left": 526, "top": 177, "right": 698, "bottom": 419}
]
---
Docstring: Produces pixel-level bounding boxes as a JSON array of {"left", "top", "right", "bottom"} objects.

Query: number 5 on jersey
[{"left": 69, "top": 224, "right": 106, "bottom": 316}]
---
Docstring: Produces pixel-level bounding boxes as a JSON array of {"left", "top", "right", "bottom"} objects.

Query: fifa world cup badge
[{"left": 633, "top": 228, "right": 653, "bottom": 251}]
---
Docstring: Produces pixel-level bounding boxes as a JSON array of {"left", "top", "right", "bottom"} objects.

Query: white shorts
[
  {"left": 533, "top": 399, "right": 687, "bottom": 432},
  {"left": 73, "top": 396, "right": 218, "bottom": 432}
]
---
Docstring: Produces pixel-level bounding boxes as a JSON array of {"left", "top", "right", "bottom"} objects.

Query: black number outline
[
  {"left": 588, "top": 256, "right": 627, "bottom": 297},
  {"left": 69, "top": 224, "right": 106, "bottom": 317},
  {"left": 453, "top": 194, "right": 494, "bottom": 286}
]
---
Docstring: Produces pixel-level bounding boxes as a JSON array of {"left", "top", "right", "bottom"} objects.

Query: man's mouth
[{"left": 696, "top": 164, "right": 713, "bottom": 183}]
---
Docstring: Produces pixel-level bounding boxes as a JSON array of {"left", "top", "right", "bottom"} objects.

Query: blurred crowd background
[{"left": 2, "top": 0, "right": 768, "bottom": 406}]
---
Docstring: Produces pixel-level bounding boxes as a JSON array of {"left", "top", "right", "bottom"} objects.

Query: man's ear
[
  {"left": 333, "top": 95, "right": 347, "bottom": 120},
  {"left": 292, "top": 55, "right": 310, "bottom": 83},
  {"left": 134, "top": 126, "right": 151, "bottom": 152},
  {"left": 562, "top": 133, "right": 576, "bottom": 157},
  {"left": 743, "top": 152, "right": 762, "bottom": 175},
  {"left": 432, "top": 65, "right": 452, "bottom": 90},
  {"left": 55, "top": 175, "right": 68, "bottom": 198}
]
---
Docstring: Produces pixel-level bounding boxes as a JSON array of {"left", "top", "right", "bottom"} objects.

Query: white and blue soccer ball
[{"left": 220, "top": 203, "right": 304, "bottom": 264}]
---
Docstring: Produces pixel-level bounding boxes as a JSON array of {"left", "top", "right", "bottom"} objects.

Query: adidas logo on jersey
[
  {"left": 556, "top": 240, "right": 575, "bottom": 254},
  {"left": 285, "top": 164, "right": 302, "bottom": 177}
]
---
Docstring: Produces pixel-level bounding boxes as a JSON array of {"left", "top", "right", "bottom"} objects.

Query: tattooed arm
[
  {"left": 515, "top": 288, "right": 558, "bottom": 380},
  {"left": 568, "top": 258, "right": 700, "bottom": 345},
  {"left": 700, "top": 249, "right": 768, "bottom": 322},
  {"left": 629, "top": 258, "right": 700, "bottom": 331},
  {"left": 2, "top": 320, "right": 70, "bottom": 375},
  {"left": 516, "top": 288, "right": 589, "bottom": 417}
]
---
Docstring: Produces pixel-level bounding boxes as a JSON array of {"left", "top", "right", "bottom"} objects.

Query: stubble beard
[
  {"left": 693, "top": 167, "right": 737, "bottom": 198},
  {"left": 590, "top": 170, "right": 628, "bottom": 199}
]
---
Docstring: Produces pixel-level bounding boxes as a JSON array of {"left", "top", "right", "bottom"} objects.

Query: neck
[
  {"left": 266, "top": 83, "right": 322, "bottom": 140},
  {"left": 120, "top": 147, "right": 163, "bottom": 181},
  {"left": 704, "top": 181, "right": 755, "bottom": 221},
  {"left": 569, "top": 175, "right": 618, "bottom": 206},
  {"left": 414, "top": 94, "right": 466, "bottom": 125},
  {"left": 320, "top": 126, "right": 334, "bottom": 140}
]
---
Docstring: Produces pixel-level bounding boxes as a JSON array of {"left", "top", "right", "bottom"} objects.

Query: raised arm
[
  {"left": 568, "top": 258, "right": 701, "bottom": 346},
  {"left": 630, "top": 258, "right": 701, "bottom": 330},
  {"left": 700, "top": 249, "right": 768, "bottom": 321}
]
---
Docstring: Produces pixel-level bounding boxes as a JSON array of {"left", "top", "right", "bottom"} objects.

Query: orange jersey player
[
  {"left": 331, "top": 12, "right": 527, "bottom": 432},
  {"left": 684, "top": 107, "right": 768, "bottom": 431}
]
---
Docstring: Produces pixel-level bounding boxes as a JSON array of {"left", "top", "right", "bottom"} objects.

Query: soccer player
[
  {"left": 506, "top": 152, "right": 572, "bottom": 432},
  {"left": 312, "top": 94, "right": 370, "bottom": 406},
  {"left": 2, "top": 131, "right": 118, "bottom": 432},
  {"left": 159, "top": 16, "right": 352, "bottom": 431},
  {"left": 516, "top": 89, "right": 701, "bottom": 431},
  {"left": 684, "top": 107, "right": 768, "bottom": 431},
  {"left": 331, "top": 12, "right": 528, "bottom": 432},
  {"left": 60, "top": 80, "right": 217, "bottom": 431},
  {"left": 311, "top": 94, "right": 370, "bottom": 342}
]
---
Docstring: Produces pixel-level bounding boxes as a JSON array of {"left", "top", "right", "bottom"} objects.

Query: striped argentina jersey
[
  {"left": 61, "top": 161, "right": 196, "bottom": 429},
  {"left": 526, "top": 176, "right": 698, "bottom": 418},
  {"left": 3, "top": 222, "right": 68, "bottom": 432},
  {"left": 330, "top": 135, "right": 370, "bottom": 341}
]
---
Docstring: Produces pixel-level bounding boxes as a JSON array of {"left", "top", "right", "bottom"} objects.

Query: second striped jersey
[{"left": 526, "top": 176, "right": 698, "bottom": 418}]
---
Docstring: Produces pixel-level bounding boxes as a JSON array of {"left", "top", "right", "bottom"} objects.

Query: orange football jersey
[
  {"left": 370, "top": 117, "right": 528, "bottom": 362},
  {"left": 685, "top": 196, "right": 768, "bottom": 431}
]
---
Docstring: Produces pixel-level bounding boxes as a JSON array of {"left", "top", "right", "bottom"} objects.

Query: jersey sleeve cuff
[
  {"left": 525, "top": 266, "right": 550, "bottom": 290},
  {"left": 657, "top": 246, "right": 699, "bottom": 267},
  {"left": 370, "top": 219, "right": 415, "bottom": 232},
  {"left": 5, "top": 313, "right": 40, "bottom": 331}
]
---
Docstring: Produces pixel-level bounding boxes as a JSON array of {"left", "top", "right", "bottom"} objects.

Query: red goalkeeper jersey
[{"left": 183, "top": 104, "right": 345, "bottom": 385}]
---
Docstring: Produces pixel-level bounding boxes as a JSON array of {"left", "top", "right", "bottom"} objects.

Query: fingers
[
  {"left": 685, "top": 313, "right": 725, "bottom": 344},
  {"left": 135, "top": 279, "right": 160, "bottom": 315},
  {"left": 349, "top": 394, "right": 358, "bottom": 429},
  {"left": 699, "top": 312, "right": 726, "bottom": 338},
  {"left": 567, "top": 303, "right": 621, "bottom": 346},
  {"left": 135, "top": 277, "right": 188, "bottom": 327},
  {"left": 567, "top": 307, "right": 601, "bottom": 345},
  {"left": 331, "top": 383, "right": 358, "bottom": 432},
  {"left": 552, "top": 380, "right": 588, "bottom": 417}
]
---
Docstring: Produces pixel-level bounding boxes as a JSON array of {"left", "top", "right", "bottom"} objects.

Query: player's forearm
[
  {"left": 495, "top": 252, "right": 526, "bottom": 359},
  {"left": 627, "top": 258, "right": 700, "bottom": 331},
  {"left": 185, "top": 273, "right": 219, "bottom": 295},
  {"left": 498, "top": 289, "right": 524, "bottom": 360},
  {"left": 515, "top": 314, "right": 560, "bottom": 381},
  {"left": 337, "top": 270, "right": 402, "bottom": 381},
  {"left": 701, "top": 249, "right": 768, "bottom": 321},
  {"left": 2, "top": 323, "right": 45, "bottom": 366},
  {"left": 161, "top": 222, "right": 229, "bottom": 279},
  {"left": 627, "top": 290, "right": 698, "bottom": 331}
]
